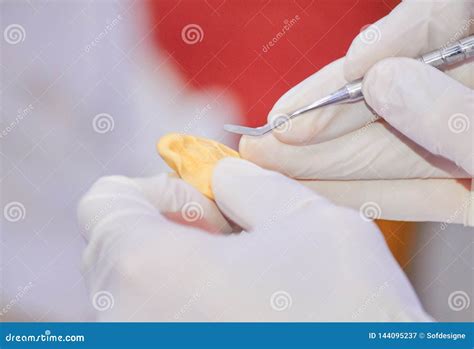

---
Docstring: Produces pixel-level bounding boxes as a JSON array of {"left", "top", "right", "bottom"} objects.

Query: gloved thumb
[
  {"left": 211, "top": 158, "right": 329, "bottom": 231},
  {"left": 363, "top": 57, "right": 474, "bottom": 175}
]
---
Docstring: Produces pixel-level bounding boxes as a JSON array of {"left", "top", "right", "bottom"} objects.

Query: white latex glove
[
  {"left": 78, "top": 158, "right": 432, "bottom": 321},
  {"left": 240, "top": 0, "right": 473, "bottom": 226}
]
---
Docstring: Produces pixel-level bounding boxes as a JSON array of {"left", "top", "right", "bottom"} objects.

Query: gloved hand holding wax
[{"left": 78, "top": 157, "right": 431, "bottom": 321}]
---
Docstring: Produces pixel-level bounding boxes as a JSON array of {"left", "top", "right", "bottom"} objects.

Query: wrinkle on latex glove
[{"left": 363, "top": 58, "right": 474, "bottom": 176}]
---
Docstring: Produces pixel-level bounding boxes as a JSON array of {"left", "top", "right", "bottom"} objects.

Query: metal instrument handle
[{"left": 344, "top": 35, "right": 474, "bottom": 103}]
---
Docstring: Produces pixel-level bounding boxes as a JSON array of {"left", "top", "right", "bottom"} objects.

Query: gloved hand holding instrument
[{"left": 227, "top": 0, "right": 473, "bottom": 226}]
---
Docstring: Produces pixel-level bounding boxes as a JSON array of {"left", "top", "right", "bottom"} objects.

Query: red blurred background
[{"left": 149, "top": 0, "right": 399, "bottom": 127}]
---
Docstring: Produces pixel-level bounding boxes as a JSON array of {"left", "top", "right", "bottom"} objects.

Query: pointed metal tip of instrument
[
  {"left": 223, "top": 124, "right": 245, "bottom": 134},
  {"left": 224, "top": 123, "right": 273, "bottom": 136}
]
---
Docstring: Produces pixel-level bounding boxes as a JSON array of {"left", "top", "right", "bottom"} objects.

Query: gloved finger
[
  {"left": 301, "top": 178, "right": 473, "bottom": 226},
  {"left": 267, "top": 58, "right": 375, "bottom": 145},
  {"left": 364, "top": 57, "right": 474, "bottom": 175},
  {"left": 240, "top": 120, "right": 470, "bottom": 181},
  {"left": 344, "top": 0, "right": 473, "bottom": 81},
  {"left": 78, "top": 174, "right": 232, "bottom": 240},
  {"left": 211, "top": 158, "right": 330, "bottom": 231},
  {"left": 133, "top": 174, "right": 233, "bottom": 234}
]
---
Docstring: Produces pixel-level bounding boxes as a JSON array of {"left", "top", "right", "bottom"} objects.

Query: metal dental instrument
[{"left": 224, "top": 35, "right": 474, "bottom": 136}]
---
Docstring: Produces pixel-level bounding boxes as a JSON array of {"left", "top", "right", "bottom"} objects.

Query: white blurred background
[{"left": 1, "top": 0, "right": 239, "bottom": 321}]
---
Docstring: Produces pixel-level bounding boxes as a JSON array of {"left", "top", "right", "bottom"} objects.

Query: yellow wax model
[{"left": 157, "top": 133, "right": 240, "bottom": 199}]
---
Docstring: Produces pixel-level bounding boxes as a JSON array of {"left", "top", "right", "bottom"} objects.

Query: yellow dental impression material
[{"left": 157, "top": 133, "right": 240, "bottom": 199}]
